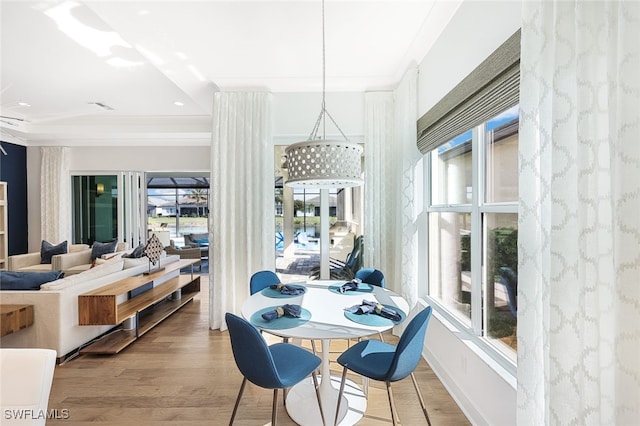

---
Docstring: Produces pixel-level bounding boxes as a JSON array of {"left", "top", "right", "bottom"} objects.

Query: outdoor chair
[
  {"left": 499, "top": 266, "right": 518, "bottom": 318},
  {"left": 165, "top": 241, "right": 202, "bottom": 271},
  {"left": 309, "top": 235, "right": 363, "bottom": 280}
]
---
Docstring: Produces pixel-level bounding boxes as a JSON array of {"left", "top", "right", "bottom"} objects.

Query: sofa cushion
[
  {"left": 63, "top": 264, "right": 92, "bottom": 276},
  {"left": 40, "top": 259, "right": 125, "bottom": 291},
  {"left": 90, "top": 240, "right": 118, "bottom": 261},
  {"left": 40, "top": 240, "right": 68, "bottom": 264},
  {"left": 14, "top": 263, "right": 54, "bottom": 273},
  {"left": 0, "top": 270, "right": 65, "bottom": 290}
]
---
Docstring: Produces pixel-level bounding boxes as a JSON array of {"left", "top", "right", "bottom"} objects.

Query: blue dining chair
[
  {"left": 225, "top": 313, "right": 324, "bottom": 425},
  {"left": 250, "top": 270, "right": 280, "bottom": 295},
  {"left": 354, "top": 267, "right": 386, "bottom": 288},
  {"left": 249, "top": 270, "right": 318, "bottom": 351},
  {"left": 333, "top": 307, "right": 433, "bottom": 426}
]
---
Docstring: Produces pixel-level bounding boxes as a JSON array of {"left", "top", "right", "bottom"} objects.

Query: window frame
[{"left": 423, "top": 119, "right": 518, "bottom": 375}]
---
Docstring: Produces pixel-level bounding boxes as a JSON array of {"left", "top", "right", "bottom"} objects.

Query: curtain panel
[
  {"left": 394, "top": 67, "right": 420, "bottom": 307},
  {"left": 40, "top": 146, "right": 70, "bottom": 245},
  {"left": 364, "top": 91, "right": 397, "bottom": 289},
  {"left": 209, "top": 92, "right": 274, "bottom": 331},
  {"left": 518, "top": 1, "right": 640, "bottom": 424},
  {"left": 364, "top": 67, "right": 420, "bottom": 306}
]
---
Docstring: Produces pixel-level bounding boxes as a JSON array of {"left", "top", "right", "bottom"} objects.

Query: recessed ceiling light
[
  {"left": 17, "top": 102, "right": 31, "bottom": 107},
  {"left": 174, "top": 101, "right": 185, "bottom": 107}
]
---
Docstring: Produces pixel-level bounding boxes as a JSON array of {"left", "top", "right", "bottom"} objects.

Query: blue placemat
[
  {"left": 328, "top": 283, "right": 374, "bottom": 295},
  {"left": 344, "top": 304, "right": 406, "bottom": 326},
  {"left": 250, "top": 306, "right": 312, "bottom": 330},
  {"left": 261, "top": 284, "right": 307, "bottom": 298}
]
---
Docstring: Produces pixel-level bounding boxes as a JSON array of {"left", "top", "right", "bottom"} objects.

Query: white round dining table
[{"left": 241, "top": 280, "right": 410, "bottom": 426}]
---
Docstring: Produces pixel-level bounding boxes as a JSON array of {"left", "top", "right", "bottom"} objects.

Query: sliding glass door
[
  {"left": 72, "top": 175, "right": 118, "bottom": 245},
  {"left": 72, "top": 172, "right": 145, "bottom": 247}
]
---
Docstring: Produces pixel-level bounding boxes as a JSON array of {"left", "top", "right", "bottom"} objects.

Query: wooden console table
[
  {"left": 1, "top": 304, "right": 34, "bottom": 337},
  {"left": 78, "top": 259, "right": 200, "bottom": 355}
]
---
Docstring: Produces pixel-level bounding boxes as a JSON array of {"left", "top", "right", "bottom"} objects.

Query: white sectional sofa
[
  {"left": 0, "top": 253, "right": 180, "bottom": 362},
  {"left": 7, "top": 244, "right": 90, "bottom": 272}
]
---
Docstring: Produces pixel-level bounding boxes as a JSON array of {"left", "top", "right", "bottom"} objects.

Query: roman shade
[{"left": 417, "top": 29, "right": 521, "bottom": 154}]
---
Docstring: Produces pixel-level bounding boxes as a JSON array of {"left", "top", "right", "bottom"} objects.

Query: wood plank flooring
[{"left": 47, "top": 275, "right": 470, "bottom": 425}]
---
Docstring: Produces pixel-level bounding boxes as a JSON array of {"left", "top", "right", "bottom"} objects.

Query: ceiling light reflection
[{"left": 44, "top": 1, "right": 133, "bottom": 58}]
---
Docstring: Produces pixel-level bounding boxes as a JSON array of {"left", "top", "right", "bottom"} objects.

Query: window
[
  {"left": 146, "top": 174, "right": 210, "bottom": 246},
  {"left": 426, "top": 105, "right": 519, "bottom": 361},
  {"left": 417, "top": 29, "right": 520, "bottom": 369}
]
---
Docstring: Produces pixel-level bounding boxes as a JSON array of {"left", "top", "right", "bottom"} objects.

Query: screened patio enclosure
[{"left": 146, "top": 173, "right": 210, "bottom": 245}]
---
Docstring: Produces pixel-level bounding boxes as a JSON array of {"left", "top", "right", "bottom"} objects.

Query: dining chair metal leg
[
  {"left": 410, "top": 372, "right": 432, "bottom": 426},
  {"left": 229, "top": 377, "right": 247, "bottom": 425},
  {"left": 334, "top": 367, "right": 349, "bottom": 426},
  {"left": 272, "top": 388, "right": 279, "bottom": 425},
  {"left": 311, "top": 371, "right": 325, "bottom": 426},
  {"left": 386, "top": 381, "right": 400, "bottom": 426}
]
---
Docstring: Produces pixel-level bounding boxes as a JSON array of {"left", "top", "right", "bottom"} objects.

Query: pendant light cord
[{"left": 308, "top": 0, "right": 349, "bottom": 142}]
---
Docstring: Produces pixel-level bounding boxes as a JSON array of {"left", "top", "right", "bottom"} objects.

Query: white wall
[
  {"left": 272, "top": 92, "right": 365, "bottom": 144},
  {"left": 68, "top": 146, "right": 211, "bottom": 172},
  {"left": 417, "top": 1, "right": 522, "bottom": 118},
  {"left": 416, "top": 1, "right": 522, "bottom": 425}
]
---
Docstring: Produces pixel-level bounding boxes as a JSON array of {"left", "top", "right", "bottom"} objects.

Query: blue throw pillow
[
  {"left": 40, "top": 240, "right": 68, "bottom": 264},
  {"left": 0, "top": 270, "right": 64, "bottom": 290},
  {"left": 123, "top": 244, "right": 146, "bottom": 259},
  {"left": 194, "top": 238, "right": 208, "bottom": 245},
  {"left": 90, "top": 240, "right": 119, "bottom": 261}
]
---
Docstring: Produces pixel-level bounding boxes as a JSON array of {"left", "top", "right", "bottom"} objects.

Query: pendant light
[{"left": 284, "top": 0, "right": 363, "bottom": 189}]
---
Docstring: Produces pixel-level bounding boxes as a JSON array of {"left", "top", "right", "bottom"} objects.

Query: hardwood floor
[{"left": 47, "top": 275, "right": 470, "bottom": 425}]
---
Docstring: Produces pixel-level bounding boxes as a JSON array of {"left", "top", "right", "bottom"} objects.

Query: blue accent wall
[{"left": 0, "top": 142, "right": 28, "bottom": 255}]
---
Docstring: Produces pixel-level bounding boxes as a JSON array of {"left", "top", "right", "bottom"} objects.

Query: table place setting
[
  {"left": 328, "top": 278, "right": 374, "bottom": 295},
  {"left": 343, "top": 299, "right": 406, "bottom": 326},
  {"left": 260, "top": 282, "right": 307, "bottom": 298},
  {"left": 250, "top": 303, "right": 312, "bottom": 330}
]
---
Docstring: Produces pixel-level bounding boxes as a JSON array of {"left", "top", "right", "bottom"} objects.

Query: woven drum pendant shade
[{"left": 284, "top": 139, "right": 363, "bottom": 188}]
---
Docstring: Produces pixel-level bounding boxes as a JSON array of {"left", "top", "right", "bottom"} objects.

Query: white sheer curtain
[
  {"left": 40, "top": 146, "right": 70, "bottom": 244},
  {"left": 364, "top": 91, "right": 396, "bottom": 284},
  {"left": 394, "top": 67, "right": 420, "bottom": 306},
  {"left": 209, "top": 92, "right": 274, "bottom": 331},
  {"left": 518, "top": 2, "right": 640, "bottom": 425},
  {"left": 364, "top": 67, "right": 420, "bottom": 305}
]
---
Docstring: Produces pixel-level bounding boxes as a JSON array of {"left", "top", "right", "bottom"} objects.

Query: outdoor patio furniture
[
  {"left": 183, "top": 233, "right": 209, "bottom": 258},
  {"left": 165, "top": 242, "right": 202, "bottom": 271}
]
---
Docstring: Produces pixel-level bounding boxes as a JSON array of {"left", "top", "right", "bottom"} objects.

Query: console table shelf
[{"left": 78, "top": 259, "right": 200, "bottom": 355}]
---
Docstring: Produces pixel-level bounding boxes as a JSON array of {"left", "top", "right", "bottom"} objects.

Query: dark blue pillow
[
  {"left": 90, "top": 240, "right": 119, "bottom": 261},
  {"left": 0, "top": 270, "right": 64, "bottom": 290},
  {"left": 40, "top": 240, "right": 68, "bottom": 264},
  {"left": 123, "top": 244, "right": 146, "bottom": 259}
]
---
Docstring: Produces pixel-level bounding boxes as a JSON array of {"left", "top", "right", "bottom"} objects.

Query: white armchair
[{"left": 0, "top": 348, "right": 56, "bottom": 426}]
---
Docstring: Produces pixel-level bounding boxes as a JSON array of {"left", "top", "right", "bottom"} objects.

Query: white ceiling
[{"left": 0, "top": 0, "right": 459, "bottom": 144}]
